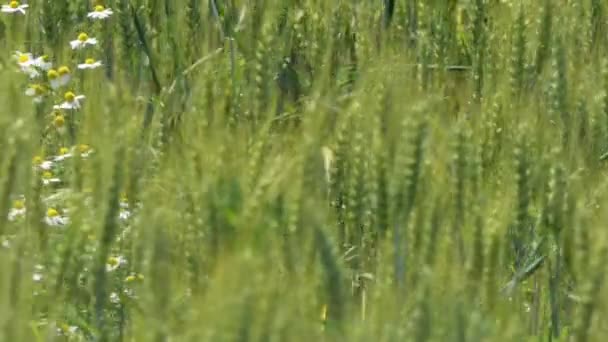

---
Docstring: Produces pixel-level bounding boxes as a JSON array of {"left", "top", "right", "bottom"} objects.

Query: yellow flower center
[
  {"left": 9, "top": 1, "right": 18, "bottom": 9},
  {"left": 95, "top": 5, "right": 104, "bottom": 12},
  {"left": 18, "top": 54, "right": 29, "bottom": 63},
  {"left": 42, "top": 171, "right": 53, "bottom": 179},
  {"left": 13, "top": 200, "right": 25, "bottom": 210},
  {"left": 107, "top": 257, "right": 119, "bottom": 267},
  {"left": 54, "top": 115, "right": 65, "bottom": 127},
  {"left": 78, "top": 33, "right": 89, "bottom": 42},
  {"left": 85, "top": 58, "right": 96, "bottom": 65},
  {"left": 31, "top": 84, "right": 45, "bottom": 95},
  {"left": 47, "top": 208, "right": 59, "bottom": 218},
  {"left": 125, "top": 273, "right": 144, "bottom": 282},
  {"left": 64, "top": 91, "right": 76, "bottom": 102},
  {"left": 79, "top": 144, "right": 90, "bottom": 153},
  {"left": 58, "top": 66, "right": 70, "bottom": 76},
  {"left": 59, "top": 147, "right": 69, "bottom": 155},
  {"left": 47, "top": 69, "right": 58, "bottom": 79},
  {"left": 33, "top": 156, "right": 43, "bottom": 165},
  {"left": 60, "top": 324, "right": 71, "bottom": 334}
]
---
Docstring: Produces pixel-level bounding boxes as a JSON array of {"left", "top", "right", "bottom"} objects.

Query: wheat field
[{"left": 0, "top": 0, "right": 607, "bottom": 341}]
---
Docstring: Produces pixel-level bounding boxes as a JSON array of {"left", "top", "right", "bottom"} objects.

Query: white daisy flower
[
  {"left": 106, "top": 255, "right": 127, "bottom": 272},
  {"left": 33, "top": 55, "right": 52, "bottom": 70},
  {"left": 33, "top": 273, "right": 43, "bottom": 281},
  {"left": 8, "top": 207, "right": 26, "bottom": 220},
  {"left": 57, "top": 324, "right": 78, "bottom": 336},
  {"left": 109, "top": 292, "right": 120, "bottom": 304},
  {"left": 24, "top": 84, "right": 47, "bottom": 103},
  {"left": 119, "top": 210, "right": 132, "bottom": 221},
  {"left": 88, "top": 5, "right": 113, "bottom": 20},
  {"left": 120, "top": 201, "right": 129, "bottom": 209},
  {"left": 70, "top": 32, "right": 97, "bottom": 50},
  {"left": 33, "top": 155, "right": 53, "bottom": 170},
  {"left": 53, "top": 91, "right": 85, "bottom": 110},
  {"left": 33, "top": 264, "right": 44, "bottom": 282},
  {"left": 58, "top": 66, "right": 71, "bottom": 86},
  {"left": 123, "top": 287, "right": 136, "bottom": 299},
  {"left": 125, "top": 273, "right": 144, "bottom": 283},
  {"left": 44, "top": 208, "right": 69, "bottom": 226},
  {"left": 15, "top": 51, "right": 33, "bottom": 67},
  {"left": 47, "top": 69, "right": 60, "bottom": 89},
  {"left": 41, "top": 171, "right": 61, "bottom": 186},
  {"left": 78, "top": 144, "right": 93, "bottom": 158},
  {"left": 78, "top": 58, "right": 103, "bottom": 70},
  {"left": 8, "top": 199, "right": 26, "bottom": 221},
  {"left": 53, "top": 113, "right": 67, "bottom": 134},
  {"left": 53, "top": 147, "right": 72, "bottom": 162},
  {"left": 26, "top": 67, "right": 40, "bottom": 78},
  {"left": 118, "top": 195, "right": 132, "bottom": 221},
  {"left": 47, "top": 66, "right": 71, "bottom": 89},
  {"left": 2, "top": 1, "right": 28, "bottom": 14},
  {"left": 14, "top": 51, "right": 40, "bottom": 77},
  {"left": 40, "top": 160, "right": 53, "bottom": 170},
  {"left": 119, "top": 194, "right": 130, "bottom": 209}
]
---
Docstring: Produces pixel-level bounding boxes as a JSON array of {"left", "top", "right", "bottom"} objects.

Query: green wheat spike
[
  {"left": 451, "top": 125, "right": 467, "bottom": 265},
  {"left": 0, "top": 150, "right": 18, "bottom": 237},
  {"left": 510, "top": 139, "right": 531, "bottom": 269},
  {"left": 533, "top": 0, "right": 553, "bottom": 83},
  {"left": 590, "top": 0, "right": 605, "bottom": 51},
  {"left": 383, "top": 0, "right": 396, "bottom": 29},
  {"left": 116, "top": 0, "right": 138, "bottom": 81},
  {"left": 186, "top": 0, "right": 202, "bottom": 62},
  {"left": 550, "top": 37, "right": 569, "bottom": 146},
  {"left": 510, "top": 4, "right": 527, "bottom": 101},
  {"left": 315, "top": 225, "right": 345, "bottom": 333},
  {"left": 470, "top": 0, "right": 486, "bottom": 102},
  {"left": 468, "top": 143, "right": 484, "bottom": 285},
  {"left": 573, "top": 243, "right": 607, "bottom": 342},
  {"left": 93, "top": 147, "right": 125, "bottom": 340}
]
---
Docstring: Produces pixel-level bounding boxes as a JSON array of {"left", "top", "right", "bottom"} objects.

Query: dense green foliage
[{"left": 0, "top": 0, "right": 607, "bottom": 340}]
